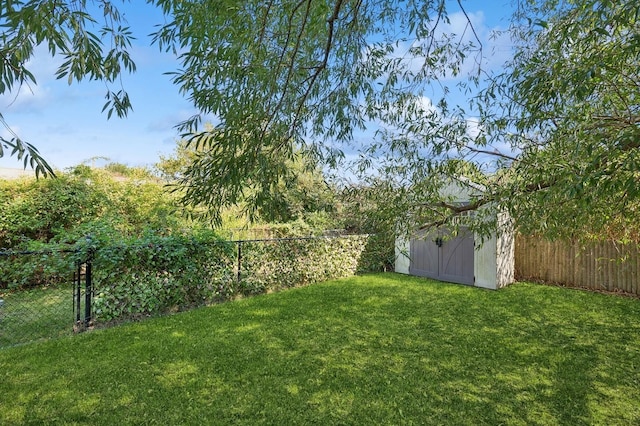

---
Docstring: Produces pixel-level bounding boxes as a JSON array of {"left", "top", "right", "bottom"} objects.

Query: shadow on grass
[{"left": 1, "top": 273, "right": 639, "bottom": 425}]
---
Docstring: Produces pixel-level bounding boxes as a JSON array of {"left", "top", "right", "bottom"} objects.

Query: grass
[
  {"left": 1, "top": 273, "right": 639, "bottom": 425},
  {"left": 0, "top": 284, "right": 73, "bottom": 348}
]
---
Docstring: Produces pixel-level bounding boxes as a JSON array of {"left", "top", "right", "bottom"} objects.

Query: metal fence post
[
  {"left": 84, "top": 249, "right": 93, "bottom": 328},
  {"left": 75, "top": 260, "right": 82, "bottom": 324},
  {"left": 237, "top": 241, "right": 242, "bottom": 283}
]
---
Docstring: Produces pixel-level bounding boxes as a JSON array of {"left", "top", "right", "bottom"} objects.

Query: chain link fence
[
  {"left": 0, "top": 249, "right": 91, "bottom": 348},
  {"left": 1, "top": 234, "right": 380, "bottom": 349}
]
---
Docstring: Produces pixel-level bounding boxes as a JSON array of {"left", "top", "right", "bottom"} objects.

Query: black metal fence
[{"left": 0, "top": 234, "right": 377, "bottom": 348}]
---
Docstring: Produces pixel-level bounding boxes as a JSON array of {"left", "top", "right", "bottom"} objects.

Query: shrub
[
  {"left": 0, "top": 241, "right": 82, "bottom": 290},
  {"left": 91, "top": 230, "right": 235, "bottom": 322},
  {"left": 0, "top": 166, "right": 197, "bottom": 250},
  {"left": 238, "top": 235, "right": 372, "bottom": 295},
  {"left": 1, "top": 230, "right": 381, "bottom": 323},
  {"left": 91, "top": 233, "right": 375, "bottom": 322}
]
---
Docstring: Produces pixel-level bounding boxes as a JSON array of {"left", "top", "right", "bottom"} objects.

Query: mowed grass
[
  {"left": 1, "top": 273, "right": 639, "bottom": 425},
  {"left": 0, "top": 285, "right": 73, "bottom": 348}
]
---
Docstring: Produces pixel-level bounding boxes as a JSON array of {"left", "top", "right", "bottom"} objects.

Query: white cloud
[
  {"left": 466, "top": 117, "right": 482, "bottom": 139},
  {"left": 0, "top": 45, "right": 64, "bottom": 113},
  {"left": 414, "top": 96, "right": 436, "bottom": 116},
  {"left": 19, "top": 45, "right": 63, "bottom": 80},
  {"left": 385, "top": 9, "right": 512, "bottom": 84},
  {"left": 1, "top": 83, "right": 52, "bottom": 112}
]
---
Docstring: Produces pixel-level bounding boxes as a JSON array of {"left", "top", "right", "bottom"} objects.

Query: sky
[{"left": 0, "top": 1, "right": 515, "bottom": 173}]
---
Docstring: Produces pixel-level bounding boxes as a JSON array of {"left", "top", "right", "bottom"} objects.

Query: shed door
[
  {"left": 409, "top": 229, "right": 439, "bottom": 279},
  {"left": 409, "top": 228, "right": 474, "bottom": 286}
]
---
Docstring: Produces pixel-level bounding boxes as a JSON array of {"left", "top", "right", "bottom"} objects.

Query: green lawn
[
  {"left": 0, "top": 284, "right": 73, "bottom": 348},
  {"left": 1, "top": 273, "right": 639, "bottom": 425}
]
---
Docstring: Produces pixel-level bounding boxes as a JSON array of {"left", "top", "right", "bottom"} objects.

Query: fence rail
[{"left": 515, "top": 234, "right": 640, "bottom": 296}]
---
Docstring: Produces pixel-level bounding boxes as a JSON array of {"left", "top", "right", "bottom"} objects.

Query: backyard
[{"left": 1, "top": 273, "right": 639, "bottom": 425}]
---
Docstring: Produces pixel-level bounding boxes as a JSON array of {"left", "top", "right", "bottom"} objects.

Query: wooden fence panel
[{"left": 515, "top": 235, "right": 640, "bottom": 296}]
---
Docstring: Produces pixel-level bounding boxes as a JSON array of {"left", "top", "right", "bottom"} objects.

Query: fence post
[
  {"left": 237, "top": 241, "right": 242, "bottom": 283},
  {"left": 75, "top": 260, "right": 82, "bottom": 324},
  {"left": 84, "top": 250, "right": 93, "bottom": 327}
]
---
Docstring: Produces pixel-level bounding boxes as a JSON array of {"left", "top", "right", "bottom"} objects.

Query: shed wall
[
  {"left": 496, "top": 212, "right": 515, "bottom": 288},
  {"left": 395, "top": 237, "right": 410, "bottom": 274},
  {"left": 474, "top": 235, "right": 498, "bottom": 289}
]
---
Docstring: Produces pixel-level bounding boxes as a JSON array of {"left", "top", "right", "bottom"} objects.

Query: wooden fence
[{"left": 515, "top": 234, "right": 640, "bottom": 296}]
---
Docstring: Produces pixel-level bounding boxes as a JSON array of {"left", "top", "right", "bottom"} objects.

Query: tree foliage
[
  {"left": 340, "top": 0, "right": 640, "bottom": 242},
  {"left": 4, "top": 1, "right": 639, "bottom": 242},
  {"left": 0, "top": 0, "right": 136, "bottom": 175},
  {"left": 150, "top": 0, "right": 481, "bottom": 225},
  {"left": 157, "top": 132, "right": 337, "bottom": 225},
  {"left": 0, "top": 164, "right": 191, "bottom": 249},
  {"left": 478, "top": 0, "right": 640, "bottom": 241}
]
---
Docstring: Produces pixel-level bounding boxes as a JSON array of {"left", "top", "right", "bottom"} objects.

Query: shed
[{"left": 395, "top": 178, "right": 514, "bottom": 290}]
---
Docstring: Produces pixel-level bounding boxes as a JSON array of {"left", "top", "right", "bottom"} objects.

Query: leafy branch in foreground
[
  {"left": 0, "top": 114, "right": 54, "bottom": 177},
  {"left": 150, "top": 0, "right": 481, "bottom": 224},
  {"left": 348, "top": 0, "right": 640, "bottom": 243},
  {"left": 493, "top": 0, "right": 640, "bottom": 241},
  {"left": 0, "top": 0, "right": 137, "bottom": 173}
]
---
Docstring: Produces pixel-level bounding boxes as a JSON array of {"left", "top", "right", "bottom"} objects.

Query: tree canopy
[
  {"left": 156, "top": 133, "right": 337, "bottom": 225},
  {"left": 2, "top": 0, "right": 639, "bottom": 241},
  {"left": 147, "top": 0, "right": 482, "bottom": 225},
  {"left": 480, "top": 0, "right": 640, "bottom": 241}
]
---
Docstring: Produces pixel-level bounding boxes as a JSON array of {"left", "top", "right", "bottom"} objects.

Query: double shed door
[{"left": 409, "top": 228, "right": 474, "bottom": 286}]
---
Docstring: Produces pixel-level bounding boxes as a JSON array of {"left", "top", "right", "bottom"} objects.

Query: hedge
[
  {"left": 91, "top": 233, "right": 236, "bottom": 322},
  {"left": 1, "top": 233, "right": 383, "bottom": 324},
  {"left": 237, "top": 235, "right": 371, "bottom": 295}
]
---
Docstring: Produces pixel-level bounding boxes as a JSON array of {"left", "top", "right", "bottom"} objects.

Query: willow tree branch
[{"left": 290, "top": 0, "right": 345, "bottom": 137}]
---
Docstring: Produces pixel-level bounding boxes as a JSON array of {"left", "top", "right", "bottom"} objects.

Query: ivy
[
  {"left": 92, "top": 234, "right": 377, "bottom": 323},
  {"left": 1, "top": 229, "right": 386, "bottom": 323},
  {"left": 91, "top": 231, "right": 235, "bottom": 322}
]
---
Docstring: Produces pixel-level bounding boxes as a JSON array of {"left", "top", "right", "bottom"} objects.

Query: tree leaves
[
  {"left": 149, "top": 0, "right": 484, "bottom": 225},
  {"left": 3, "top": 0, "right": 637, "bottom": 243},
  {"left": 0, "top": 114, "right": 55, "bottom": 178},
  {"left": 494, "top": 0, "right": 640, "bottom": 241},
  {"left": 0, "top": 0, "right": 137, "bottom": 171}
]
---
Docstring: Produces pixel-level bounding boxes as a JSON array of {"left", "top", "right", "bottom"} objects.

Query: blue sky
[{"left": 0, "top": 1, "right": 514, "bottom": 172}]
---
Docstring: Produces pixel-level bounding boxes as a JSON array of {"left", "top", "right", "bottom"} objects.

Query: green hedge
[
  {"left": 91, "top": 232, "right": 235, "bottom": 322},
  {"left": 0, "top": 243, "right": 81, "bottom": 290},
  {"left": 92, "top": 234, "right": 377, "bottom": 322},
  {"left": 1, "top": 233, "right": 382, "bottom": 324},
  {"left": 237, "top": 235, "right": 372, "bottom": 295}
]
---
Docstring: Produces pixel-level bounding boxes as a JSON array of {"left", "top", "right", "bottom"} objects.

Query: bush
[
  {"left": 92, "top": 234, "right": 376, "bottom": 322},
  {"left": 0, "top": 241, "right": 82, "bottom": 290},
  {"left": 238, "top": 235, "right": 373, "bottom": 295},
  {"left": 91, "top": 230, "right": 235, "bottom": 322},
  {"left": 1, "top": 231, "right": 382, "bottom": 323},
  {"left": 0, "top": 166, "right": 196, "bottom": 250}
]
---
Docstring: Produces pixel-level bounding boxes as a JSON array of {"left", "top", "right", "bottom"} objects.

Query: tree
[
  {"left": 333, "top": 0, "right": 640, "bottom": 243},
  {"left": 6, "top": 1, "right": 639, "bottom": 241},
  {"left": 0, "top": 0, "right": 136, "bottom": 176},
  {"left": 475, "top": 0, "right": 640, "bottom": 242},
  {"left": 156, "top": 132, "right": 337, "bottom": 225},
  {"left": 149, "top": 0, "right": 483, "bottom": 226},
  {"left": 2, "top": 0, "right": 484, "bottom": 226},
  {"left": 0, "top": 163, "right": 193, "bottom": 249}
]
